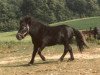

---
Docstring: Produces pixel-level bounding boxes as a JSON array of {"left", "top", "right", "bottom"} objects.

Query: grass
[
  {"left": 50, "top": 16, "right": 100, "bottom": 29},
  {"left": 0, "top": 31, "right": 31, "bottom": 44},
  {"left": 0, "top": 31, "right": 32, "bottom": 57}
]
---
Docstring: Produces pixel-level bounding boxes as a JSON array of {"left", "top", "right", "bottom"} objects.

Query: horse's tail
[{"left": 73, "top": 28, "right": 88, "bottom": 53}]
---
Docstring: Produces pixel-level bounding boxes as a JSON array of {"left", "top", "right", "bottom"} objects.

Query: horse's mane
[
  {"left": 21, "top": 16, "right": 36, "bottom": 23},
  {"left": 21, "top": 16, "right": 48, "bottom": 26},
  {"left": 21, "top": 16, "right": 71, "bottom": 27}
]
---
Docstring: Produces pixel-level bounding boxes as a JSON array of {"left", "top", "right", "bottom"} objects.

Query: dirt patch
[
  {"left": 0, "top": 48, "right": 100, "bottom": 65},
  {"left": 0, "top": 53, "right": 100, "bottom": 65},
  {"left": 0, "top": 47, "right": 100, "bottom": 75}
]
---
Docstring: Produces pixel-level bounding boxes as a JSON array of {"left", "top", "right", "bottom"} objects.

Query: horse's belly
[{"left": 46, "top": 39, "right": 64, "bottom": 46}]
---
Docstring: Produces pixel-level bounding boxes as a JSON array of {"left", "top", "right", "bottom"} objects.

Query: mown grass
[{"left": 50, "top": 16, "right": 100, "bottom": 29}]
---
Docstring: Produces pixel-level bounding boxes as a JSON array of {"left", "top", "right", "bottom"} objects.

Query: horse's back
[{"left": 42, "top": 25, "right": 74, "bottom": 46}]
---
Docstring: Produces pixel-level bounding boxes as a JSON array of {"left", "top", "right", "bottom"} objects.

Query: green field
[
  {"left": 0, "top": 31, "right": 31, "bottom": 44},
  {"left": 50, "top": 16, "right": 100, "bottom": 29}
]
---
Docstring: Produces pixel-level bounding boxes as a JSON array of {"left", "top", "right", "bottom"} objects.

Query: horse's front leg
[
  {"left": 29, "top": 46, "right": 38, "bottom": 65},
  {"left": 38, "top": 45, "right": 46, "bottom": 61}
]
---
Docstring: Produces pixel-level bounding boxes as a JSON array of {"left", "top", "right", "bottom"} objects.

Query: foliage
[
  {"left": 0, "top": 0, "right": 100, "bottom": 31},
  {"left": 66, "top": 0, "right": 99, "bottom": 17}
]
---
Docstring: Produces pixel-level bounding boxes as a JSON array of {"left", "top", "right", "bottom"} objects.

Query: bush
[{"left": 0, "top": 20, "right": 19, "bottom": 32}]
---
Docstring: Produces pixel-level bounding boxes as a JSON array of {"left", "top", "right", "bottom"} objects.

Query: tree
[
  {"left": 0, "top": 0, "right": 100, "bottom": 31},
  {"left": 0, "top": 0, "right": 19, "bottom": 31},
  {"left": 20, "top": 0, "right": 36, "bottom": 16},
  {"left": 86, "top": 0, "right": 99, "bottom": 16},
  {"left": 98, "top": 0, "right": 100, "bottom": 6},
  {"left": 66, "top": 0, "right": 99, "bottom": 17}
]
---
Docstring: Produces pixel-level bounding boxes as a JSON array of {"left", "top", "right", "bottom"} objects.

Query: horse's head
[{"left": 16, "top": 16, "right": 32, "bottom": 40}]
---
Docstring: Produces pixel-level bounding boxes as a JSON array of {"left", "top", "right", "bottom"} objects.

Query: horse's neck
[{"left": 29, "top": 23, "right": 46, "bottom": 38}]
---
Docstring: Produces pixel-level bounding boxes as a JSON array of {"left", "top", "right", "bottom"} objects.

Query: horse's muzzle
[{"left": 16, "top": 33, "right": 23, "bottom": 40}]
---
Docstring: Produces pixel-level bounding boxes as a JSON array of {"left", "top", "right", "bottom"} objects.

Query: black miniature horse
[
  {"left": 16, "top": 16, "right": 88, "bottom": 65},
  {"left": 92, "top": 27, "right": 100, "bottom": 40}
]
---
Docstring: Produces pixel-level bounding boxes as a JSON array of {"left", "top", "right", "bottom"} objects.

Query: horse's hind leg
[
  {"left": 38, "top": 45, "right": 46, "bottom": 61},
  {"left": 68, "top": 45, "right": 74, "bottom": 61},
  {"left": 59, "top": 45, "right": 68, "bottom": 61}
]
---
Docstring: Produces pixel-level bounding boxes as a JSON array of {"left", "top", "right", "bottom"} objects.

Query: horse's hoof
[
  {"left": 28, "top": 62, "right": 34, "bottom": 66},
  {"left": 59, "top": 58, "right": 63, "bottom": 62},
  {"left": 28, "top": 63, "right": 33, "bottom": 66},
  {"left": 67, "top": 58, "right": 74, "bottom": 62},
  {"left": 42, "top": 58, "right": 46, "bottom": 61}
]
